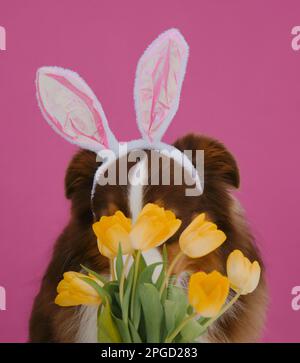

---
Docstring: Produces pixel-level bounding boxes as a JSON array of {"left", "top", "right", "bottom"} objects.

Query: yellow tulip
[
  {"left": 55, "top": 271, "right": 102, "bottom": 307},
  {"left": 188, "top": 271, "right": 230, "bottom": 317},
  {"left": 226, "top": 250, "right": 261, "bottom": 295},
  {"left": 130, "top": 203, "right": 182, "bottom": 251},
  {"left": 92, "top": 211, "right": 132, "bottom": 259},
  {"left": 179, "top": 213, "right": 226, "bottom": 258}
]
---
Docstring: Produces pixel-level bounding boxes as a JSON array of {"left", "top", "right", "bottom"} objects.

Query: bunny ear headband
[{"left": 36, "top": 29, "right": 203, "bottom": 200}]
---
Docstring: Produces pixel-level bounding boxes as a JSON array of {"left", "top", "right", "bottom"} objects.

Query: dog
[{"left": 29, "top": 133, "right": 267, "bottom": 342}]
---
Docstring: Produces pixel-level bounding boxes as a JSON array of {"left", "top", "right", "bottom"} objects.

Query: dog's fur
[{"left": 29, "top": 133, "right": 267, "bottom": 342}]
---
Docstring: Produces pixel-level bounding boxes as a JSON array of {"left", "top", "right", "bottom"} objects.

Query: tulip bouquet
[{"left": 55, "top": 204, "right": 261, "bottom": 343}]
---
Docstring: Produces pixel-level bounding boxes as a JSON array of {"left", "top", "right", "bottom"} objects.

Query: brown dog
[{"left": 29, "top": 133, "right": 267, "bottom": 342}]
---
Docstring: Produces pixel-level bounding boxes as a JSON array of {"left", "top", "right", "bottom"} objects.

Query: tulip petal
[
  {"left": 202, "top": 285, "right": 224, "bottom": 317},
  {"left": 188, "top": 271, "right": 229, "bottom": 318},
  {"left": 180, "top": 230, "right": 226, "bottom": 258},
  {"left": 55, "top": 291, "right": 101, "bottom": 307},
  {"left": 93, "top": 215, "right": 115, "bottom": 236},
  {"left": 180, "top": 213, "right": 206, "bottom": 240},
  {"left": 130, "top": 206, "right": 181, "bottom": 251},
  {"left": 137, "top": 203, "right": 161, "bottom": 219},
  {"left": 227, "top": 250, "right": 249, "bottom": 290},
  {"left": 227, "top": 250, "right": 261, "bottom": 295},
  {"left": 93, "top": 211, "right": 132, "bottom": 258},
  {"left": 164, "top": 210, "right": 177, "bottom": 221},
  {"left": 63, "top": 271, "right": 86, "bottom": 282},
  {"left": 167, "top": 218, "right": 182, "bottom": 238},
  {"left": 55, "top": 291, "right": 80, "bottom": 307},
  {"left": 98, "top": 239, "right": 115, "bottom": 259},
  {"left": 105, "top": 224, "right": 132, "bottom": 254},
  {"left": 70, "top": 277, "right": 99, "bottom": 297},
  {"left": 243, "top": 261, "right": 261, "bottom": 294},
  {"left": 130, "top": 216, "right": 165, "bottom": 250},
  {"left": 202, "top": 270, "right": 223, "bottom": 295},
  {"left": 197, "top": 221, "right": 217, "bottom": 234},
  {"left": 57, "top": 280, "right": 70, "bottom": 293},
  {"left": 114, "top": 211, "right": 131, "bottom": 232},
  {"left": 188, "top": 272, "right": 207, "bottom": 307},
  {"left": 55, "top": 271, "right": 103, "bottom": 307}
]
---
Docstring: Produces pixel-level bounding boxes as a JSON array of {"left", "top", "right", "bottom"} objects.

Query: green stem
[
  {"left": 165, "top": 312, "right": 198, "bottom": 343},
  {"left": 130, "top": 250, "right": 141, "bottom": 319},
  {"left": 119, "top": 254, "right": 131, "bottom": 305},
  {"left": 159, "top": 251, "right": 184, "bottom": 296},
  {"left": 110, "top": 259, "right": 116, "bottom": 281},
  {"left": 199, "top": 292, "right": 241, "bottom": 332}
]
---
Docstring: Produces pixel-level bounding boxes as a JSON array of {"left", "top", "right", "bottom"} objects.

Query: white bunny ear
[
  {"left": 36, "top": 66, "right": 118, "bottom": 153},
  {"left": 134, "top": 29, "right": 189, "bottom": 143}
]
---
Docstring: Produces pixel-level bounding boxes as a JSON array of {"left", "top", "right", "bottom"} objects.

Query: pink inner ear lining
[
  {"left": 38, "top": 71, "right": 109, "bottom": 149},
  {"left": 135, "top": 29, "right": 189, "bottom": 143},
  {"left": 45, "top": 73, "right": 109, "bottom": 148},
  {"left": 148, "top": 39, "right": 172, "bottom": 138}
]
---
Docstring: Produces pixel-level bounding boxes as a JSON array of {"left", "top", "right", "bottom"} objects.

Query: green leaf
[
  {"left": 131, "top": 262, "right": 162, "bottom": 330},
  {"left": 164, "top": 300, "right": 176, "bottom": 335},
  {"left": 122, "top": 263, "right": 134, "bottom": 325},
  {"left": 113, "top": 314, "right": 132, "bottom": 343},
  {"left": 97, "top": 299, "right": 122, "bottom": 343},
  {"left": 129, "top": 250, "right": 147, "bottom": 326},
  {"left": 132, "top": 293, "right": 141, "bottom": 330},
  {"left": 114, "top": 292, "right": 121, "bottom": 306},
  {"left": 139, "top": 262, "right": 162, "bottom": 284},
  {"left": 80, "top": 264, "right": 108, "bottom": 285},
  {"left": 139, "top": 252, "right": 147, "bottom": 272},
  {"left": 179, "top": 317, "right": 205, "bottom": 342},
  {"left": 129, "top": 320, "right": 142, "bottom": 343},
  {"left": 115, "top": 243, "right": 124, "bottom": 281},
  {"left": 80, "top": 277, "right": 111, "bottom": 304},
  {"left": 104, "top": 282, "right": 121, "bottom": 317},
  {"left": 167, "top": 285, "right": 188, "bottom": 326},
  {"left": 98, "top": 328, "right": 112, "bottom": 343},
  {"left": 139, "top": 283, "right": 163, "bottom": 343},
  {"left": 104, "top": 281, "right": 119, "bottom": 295}
]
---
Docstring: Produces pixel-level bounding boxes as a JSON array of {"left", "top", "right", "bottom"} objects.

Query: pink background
[{"left": 0, "top": 0, "right": 300, "bottom": 342}]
